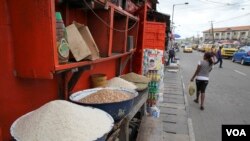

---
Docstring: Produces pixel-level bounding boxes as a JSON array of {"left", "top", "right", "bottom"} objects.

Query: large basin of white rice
[{"left": 10, "top": 100, "right": 114, "bottom": 141}]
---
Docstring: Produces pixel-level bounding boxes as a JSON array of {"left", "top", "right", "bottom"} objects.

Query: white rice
[
  {"left": 106, "top": 77, "right": 137, "bottom": 90},
  {"left": 11, "top": 100, "right": 114, "bottom": 141}
]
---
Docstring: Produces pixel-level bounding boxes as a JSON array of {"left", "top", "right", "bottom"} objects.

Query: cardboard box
[
  {"left": 66, "top": 24, "right": 91, "bottom": 61},
  {"left": 74, "top": 22, "right": 100, "bottom": 60}
]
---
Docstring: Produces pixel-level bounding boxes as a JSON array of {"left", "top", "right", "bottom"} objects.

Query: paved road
[{"left": 177, "top": 50, "right": 250, "bottom": 141}]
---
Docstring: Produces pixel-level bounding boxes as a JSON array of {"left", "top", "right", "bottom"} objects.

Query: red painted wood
[
  {"left": 144, "top": 22, "right": 166, "bottom": 50},
  {"left": 108, "top": 8, "right": 114, "bottom": 56},
  {"left": 55, "top": 50, "right": 135, "bottom": 71},
  {"left": 88, "top": 10, "right": 110, "bottom": 57},
  {"left": 128, "top": 18, "right": 139, "bottom": 51},
  {"left": 0, "top": 1, "right": 58, "bottom": 140},
  {"left": 0, "top": 1, "right": 140, "bottom": 140},
  {"left": 8, "top": 0, "right": 56, "bottom": 79},
  {"left": 0, "top": 127, "right": 2, "bottom": 141},
  {"left": 107, "top": 2, "right": 138, "bottom": 21},
  {"left": 124, "top": 16, "right": 129, "bottom": 53},
  {"left": 132, "top": 4, "right": 147, "bottom": 74},
  {"left": 72, "top": 59, "right": 117, "bottom": 92},
  {"left": 0, "top": 3, "right": 58, "bottom": 141},
  {"left": 112, "top": 12, "right": 126, "bottom": 53}
]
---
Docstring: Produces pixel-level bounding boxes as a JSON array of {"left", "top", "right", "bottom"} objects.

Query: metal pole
[
  {"left": 210, "top": 21, "right": 215, "bottom": 43},
  {"left": 172, "top": 4, "right": 175, "bottom": 28},
  {"left": 171, "top": 3, "right": 189, "bottom": 37}
]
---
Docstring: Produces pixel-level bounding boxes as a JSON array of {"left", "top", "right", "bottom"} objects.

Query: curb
[{"left": 180, "top": 68, "right": 196, "bottom": 141}]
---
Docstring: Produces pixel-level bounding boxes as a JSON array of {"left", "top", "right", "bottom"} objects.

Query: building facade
[{"left": 203, "top": 25, "right": 250, "bottom": 45}]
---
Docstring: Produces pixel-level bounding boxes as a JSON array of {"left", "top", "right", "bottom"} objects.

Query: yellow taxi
[
  {"left": 198, "top": 44, "right": 206, "bottom": 52},
  {"left": 204, "top": 44, "right": 214, "bottom": 53},
  {"left": 217, "top": 43, "right": 238, "bottom": 58},
  {"left": 183, "top": 46, "right": 193, "bottom": 53},
  {"left": 192, "top": 44, "right": 198, "bottom": 50}
]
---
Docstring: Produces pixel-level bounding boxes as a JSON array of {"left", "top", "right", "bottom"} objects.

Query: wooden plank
[
  {"left": 0, "top": 127, "right": 2, "bottom": 141},
  {"left": 119, "top": 119, "right": 130, "bottom": 141},
  {"left": 127, "top": 90, "right": 148, "bottom": 120},
  {"left": 107, "top": 129, "right": 120, "bottom": 141},
  {"left": 136, "top": 116, "right": 163, "bottom": 141},
  {"left": 119, "top": 90, "right": 148, "bottom": 141}
]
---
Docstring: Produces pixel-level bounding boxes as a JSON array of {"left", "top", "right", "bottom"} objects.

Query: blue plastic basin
[{"left": 69, "top": 87, "right": 138, "bottom": 121}]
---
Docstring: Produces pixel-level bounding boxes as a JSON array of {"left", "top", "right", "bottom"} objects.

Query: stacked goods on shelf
[
  {"left": 55, "top": 12, "right": 70, "bottom": 64},
  {"left": 143, "top": 49, "right": 164, "bottom": 118},
  {"left": 106, "top": 77, "right": 137, "bottom": 90},
  {"left": 66, "top": 22, "right": 100, "bottom": 62},
  {"left": 66, "top": 23, "right": 91, "bottom": 61},
  {"left": 74, "top": 22, "right": 100, "bottom": 60},
  {"left": 120, "top": 72, "right": 150, "bottom": 91}
]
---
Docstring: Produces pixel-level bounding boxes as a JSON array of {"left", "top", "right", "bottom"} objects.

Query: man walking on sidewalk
[{"left": 214, "top": 46, "right": 223, "bottom": 68}]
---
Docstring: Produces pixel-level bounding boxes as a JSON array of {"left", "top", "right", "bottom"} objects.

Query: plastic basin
[{"left": 69, "top": 87, "right": 138, "bottom": 121}]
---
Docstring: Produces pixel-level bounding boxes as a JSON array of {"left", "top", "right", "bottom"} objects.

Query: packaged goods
[
  {"left": 66, "top": 24, "right": 91, "bottom": 61},
  {"left": 106, "top": 77, "right": 137, "bottom": 90},
  {"left": 188, "top": 82, "right": 196, "bottom": 96},
  {"left": 55, "top": 12, "right": 69, "bottom": 64},
  {"left": 133, "top": 82, "right": 148, "bottom": 91},
  {"left": 150, "top": 106, "right": 160, "bottom": 118},
  {"left": 80, "top": 89, "right": 132, "bottom": 104},
  {"left": 120, "top": 72, "right": 150, "bottom": 84},
  {"left": 74, "top": 22, "right": 100, "bottom": 60},
  {"left": 11, "top": 100, "right": 114, "bottom": 141}
]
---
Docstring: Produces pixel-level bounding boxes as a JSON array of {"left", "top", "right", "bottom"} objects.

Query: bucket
[{"left": 90, "top": 74, "right": 107, "bottom": 88}]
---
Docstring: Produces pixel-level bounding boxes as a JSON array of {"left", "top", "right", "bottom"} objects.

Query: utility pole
[
  {"left": 197, "top": 31, "right": 200, "bottom": 44},
  {"left": 210, "top": 21, "right": 215, "bottom": 44}
]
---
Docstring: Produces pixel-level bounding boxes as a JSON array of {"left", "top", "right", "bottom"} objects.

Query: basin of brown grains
[{"left": 80, "top": 89, "right": 133, "bottom": 104}]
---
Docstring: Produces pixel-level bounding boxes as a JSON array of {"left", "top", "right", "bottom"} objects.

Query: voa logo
[{"left": 226, "top": 129, "right": 246, "bottom": 136}]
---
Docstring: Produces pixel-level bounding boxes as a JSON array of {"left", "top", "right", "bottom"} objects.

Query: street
[{"left": 177, "top": 50, "right": 250, "bottom": 141}]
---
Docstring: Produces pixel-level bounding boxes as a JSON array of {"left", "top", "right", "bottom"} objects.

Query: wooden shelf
[
  {"left": 10, "top": 0, "right": 139, "bottom": 79},
  {"left": 94, "top": 0, "right": 139, "bottom": 21},
  {"left": 55, "top": 49, "right": 136, "bottom": 71}
]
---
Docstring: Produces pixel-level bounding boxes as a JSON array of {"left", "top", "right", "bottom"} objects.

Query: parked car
[
  {"left": 232, "top": 46, "right": 250, "bottom": 65},
  {"left": 192, "top": 44, "right": 198, "bottom": 50},
  {"left": 183, "top": 46, "right": 193, "bottom": 53},
  {"left": 198, "top": 44, "right": 206, "bottom": 52},
  {"left": 204, "top": 44, "right": 215, "bottom": 53},
  {"left": 181, "top": 44, "right": 185, "bottom": 48},
  {"left": 218, "top": 43, "right": 238, "bottom": 58},
  {"left": 181, "top": 43, "right": 189, "bottom": 48}
]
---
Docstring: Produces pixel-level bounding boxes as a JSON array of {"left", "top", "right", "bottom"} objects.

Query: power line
[
  {"left": 178, "top": 1, "right": 250, "bottom": 12},
  {"left": 214, "top": 13, "right": 250, "bottom": 23},
  {"left": 176, "top": 12, "right": 250, "bottom": 30},
  {"left": 202, "top": 0, "right": 236, "bottom": 5}
]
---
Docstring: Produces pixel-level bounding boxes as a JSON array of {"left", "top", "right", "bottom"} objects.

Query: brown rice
[{"left": 80, "top": 89, "right": 132, "bottom": 104}]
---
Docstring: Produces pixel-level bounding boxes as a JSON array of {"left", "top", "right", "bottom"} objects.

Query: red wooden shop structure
[{"left": 0, "top": 0, "right": 170, "bottom": 140}]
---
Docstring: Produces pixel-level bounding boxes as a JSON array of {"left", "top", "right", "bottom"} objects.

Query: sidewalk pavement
[{"left": 159, "top": 64, "right": 195, "bottom": 141}]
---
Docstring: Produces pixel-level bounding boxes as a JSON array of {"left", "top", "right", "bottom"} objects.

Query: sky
[{"left": 157, "top": 0, "right": 250, "bottom": 39}]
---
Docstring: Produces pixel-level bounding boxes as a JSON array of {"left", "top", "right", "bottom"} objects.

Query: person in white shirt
[{"left": 190, "top": 52, "right": 213, "bottom": 110}]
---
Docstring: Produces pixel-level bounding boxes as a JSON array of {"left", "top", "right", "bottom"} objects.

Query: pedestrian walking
[
  {"left": 190, "top": 52, "right": 213, "bottom": 110},
  {"left": 168, "top": 48, "right": 175, "bottom": 65},
  {"left": 214, "top": 46, "right": 223, "bottom": 68},
  {"left": 210, "top": 45, "right": 216, "bottom": 63}
]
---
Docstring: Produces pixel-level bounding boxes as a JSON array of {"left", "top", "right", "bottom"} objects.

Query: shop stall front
[{"left": 0, "top": 0, "right": 169, "bottom": 140}]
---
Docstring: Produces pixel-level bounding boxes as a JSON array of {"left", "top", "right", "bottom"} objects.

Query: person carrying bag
[{"left": 190, "top": 52, "right": 213, "bottom": 111}]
